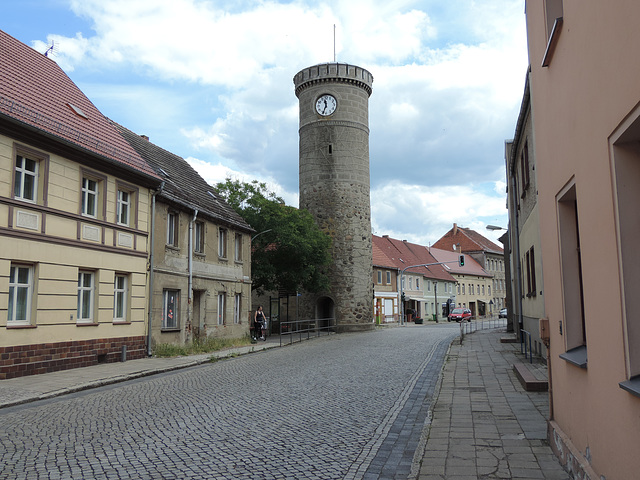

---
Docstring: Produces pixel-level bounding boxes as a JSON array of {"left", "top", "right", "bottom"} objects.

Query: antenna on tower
[
  {"left": 333, "top": 24, "right": 336, "bottom": 62},
  {"left": 44, "top": 40, "right": 58, "bottom": 58}
]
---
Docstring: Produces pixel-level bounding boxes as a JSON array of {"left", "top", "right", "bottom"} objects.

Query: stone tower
[{"left": 293, "top": 63, "right": 374, "bottom": 332}]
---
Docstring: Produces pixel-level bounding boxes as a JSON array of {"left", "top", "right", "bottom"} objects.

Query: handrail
[{"left": 279, "top": 317, "right": 336, "bottom": 346}]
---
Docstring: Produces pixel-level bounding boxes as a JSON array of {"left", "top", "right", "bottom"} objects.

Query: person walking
[{"left": 254, "top": 306, "right": 267, "bottom": 341}]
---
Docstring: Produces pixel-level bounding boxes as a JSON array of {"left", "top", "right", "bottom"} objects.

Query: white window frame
[
  {"left": 386, "top": 271, "right": 391, "bottom": 284},
  {"left": 113, "top": 274, "right": 128, "bottom": 322},
  {"left": 218, "top": 293, "right": 226, "bottom": 325},
  {"left": 167, "top": 211, "right": 178, "bottom": 246},
  {"left": 117, "top": 190, "right": 131, "bottom": 226},
  {"left": 234, "top": 233, "right": 242, "bottom": 261},
  {"left": 14, "top": 155, "right": 38, "bottom": 203},
  {"left": 81, "top": 177, "right": 98, "bottom": 217},
  {"left": 163, "top": 289, "right": 180, "bottom": 329},
  {"left": 234, "top": 294, "right": 241, "bottom": 324},
  {"left": 8, "top": 264, "right": 33, "bottom": 325},
  {"left": 194, "top": 221, "right": 205, "bottom": 253},
  {"left": 77, "top": 271, "right": 95, "bottom": 323},
  {"left": 377, "top": 270, "right": 382, "bottom": 284},
  {"left": 218, "top": 228, "right": 227, "bottom": 258}
]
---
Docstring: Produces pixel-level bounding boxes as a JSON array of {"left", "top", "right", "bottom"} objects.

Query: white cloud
[{"left": 24, "top": 0, "right": 526, "bottom": 245}]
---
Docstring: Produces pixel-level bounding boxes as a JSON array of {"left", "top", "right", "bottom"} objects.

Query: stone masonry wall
[{"left": 294, "top": 63, "right": 374, "bottom": 330}]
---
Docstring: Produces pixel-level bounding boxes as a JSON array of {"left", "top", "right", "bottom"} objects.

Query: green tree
[{"left": 214, "top": 179, "right": 331, "bottom": 295}]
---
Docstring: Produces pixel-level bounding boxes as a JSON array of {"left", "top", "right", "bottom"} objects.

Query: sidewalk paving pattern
[{"left": 0, "top": 325, "right": 569, "bottom": 480}]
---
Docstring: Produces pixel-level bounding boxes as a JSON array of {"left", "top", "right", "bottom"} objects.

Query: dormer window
[{"left": 67, "top": 103, "right": 88, "bottom": 119}]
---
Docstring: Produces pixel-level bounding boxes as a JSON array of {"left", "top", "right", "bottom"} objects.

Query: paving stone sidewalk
[{"left": 416, "top": 329, "right": 569, "bottom": 480}]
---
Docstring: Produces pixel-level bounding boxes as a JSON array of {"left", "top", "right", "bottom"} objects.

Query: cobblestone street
[{"left": 0, "top": 325, "right": 459, "bottom": 480}]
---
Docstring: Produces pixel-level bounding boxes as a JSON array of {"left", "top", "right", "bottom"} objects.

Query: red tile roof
[
  {"left": 428, "top": 247, "right": 491, "bottom": 278},
  {"left": 372, "top": 234, "right": 456, "bottom": 282},
  {"left": 432, "top": 223, "right": 503, "bottom": 255},
  {"left": 0, "top": 29, "right": 159, "bottom": 180}
]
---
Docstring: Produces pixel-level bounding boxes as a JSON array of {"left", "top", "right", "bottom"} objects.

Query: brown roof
[
  {"left": 0, "top": 29, "right": 159, "bottom": 181},
  {"left": 428, "top": 247, "right": 492, "bottom": 278},
  {"left": 113, "top": 121, "right": 253, "bottom": 233},
  {"left": 432, "top": 223, "right": 504, "bottom": 255},
  {"left": 372, "top": 234, "right": 456, "bottom": 282}
]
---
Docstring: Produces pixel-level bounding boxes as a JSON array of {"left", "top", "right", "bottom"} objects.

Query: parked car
[
  {"left": 499, "top": 308, "right": 508, "bottom": 318},
  {"left": 448, "top": 308, "right": 472, "bottom": 322}
]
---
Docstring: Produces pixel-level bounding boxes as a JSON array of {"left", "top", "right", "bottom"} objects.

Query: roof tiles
[{"left": 0, "top": 29, "right": 159, "bottom": 180}]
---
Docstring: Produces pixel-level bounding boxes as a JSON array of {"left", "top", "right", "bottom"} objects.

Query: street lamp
[{"left": 486, "top": 225, "right": 506, "bottom": 231}]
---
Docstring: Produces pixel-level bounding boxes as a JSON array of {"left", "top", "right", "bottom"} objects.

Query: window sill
[
  {"left": 161, "top": 328, "right": 181, "bottom": 333},
  {"left": 6, "top": 324, "right": 37, "bottom": 329},
  {"left": 619, "top": 376, "right": 640, "bottom": 399},
  {"left": 559, "top": 345, "right": 587, "bottom": 369},
  {"left": 113, "top": 321, "right": 131, "bottom": 325},
  {"left": 76, "top": 322, "right": 99, "bottom": 327}
]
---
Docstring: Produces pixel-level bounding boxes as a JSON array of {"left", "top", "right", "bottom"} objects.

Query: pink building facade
[{"left": 524, "top": 1, "right": 640, "bottom": 478}]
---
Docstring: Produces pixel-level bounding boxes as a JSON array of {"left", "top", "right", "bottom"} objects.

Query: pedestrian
[{"left": 254, "top": 305, "right": 267, "bottom": 341}]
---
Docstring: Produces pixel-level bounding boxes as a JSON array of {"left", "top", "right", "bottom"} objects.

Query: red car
[{"left": 448, "top": 308, "right": 472, "bottom": 322}]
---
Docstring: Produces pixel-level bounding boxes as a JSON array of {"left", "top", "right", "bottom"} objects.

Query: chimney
[{"left": 453, "top": 223, "right": 458, "bottom": 235}]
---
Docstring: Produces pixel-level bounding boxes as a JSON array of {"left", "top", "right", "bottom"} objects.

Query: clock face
[{"left": 315, "top": 94, "right": 337, "bottom": 116}]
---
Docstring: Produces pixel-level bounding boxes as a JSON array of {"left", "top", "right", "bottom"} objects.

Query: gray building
[{"left": 294, "top": 63, "right": 374, "bottom": 331}]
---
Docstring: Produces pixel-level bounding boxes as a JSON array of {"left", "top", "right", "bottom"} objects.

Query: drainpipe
[
  {"left": 510, "top": 172, "right": 524, "bottom": 340},
  {"left": 148, "top": 181, "right": 165, "bottom": 356},
  {"left": 188, "top": 209, "right": 199, "bottom": 337}
]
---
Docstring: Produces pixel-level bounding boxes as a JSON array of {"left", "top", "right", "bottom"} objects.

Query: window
[
  {"left": 544, "top": 0, "right": 564, "bottom": 39},
  {"left": 117, "top": 190, "right": 131, "bottom": 226},
  {"left": 428, "top": 281, "right": 431, "bottom": 292},
  {"left": 77, "top": 271, "right": 95, "bottom": 323},
  {"left": 386, "top": 271, "right": 391, "bottom": 284},
  {"left": 462, "top": 284, "right": 465, "bottom": 295},
  {"left": 520, "top": 140, "right": 530, "bottom": 194},
  {"left": 218, "top": 228, "right": 227, "bottom": 258},
  {"left": 401, "top": 277, "right": 405, "bottom": 289},
  {"left": 409, "top": 277, "right": 413, "bottom": 289},
  {"left": 557, "top": 183, "right": 586, "bottom": 364},
  {"left": 167, "top": 211, "right": 178, "bottom": 246},
  {"left": 610, "top": 106, "right": 640, "bottom": 383},
  {"left": 113, "top": 274, "right": 128, "bottom": 322},
  {"left": 235, "top": 233, "right": 243, "bottom": 261},
  {"left": 525, "top": 247, "right": 537, "bottom": 297},
  {"left": 234, "top": 294, "right": 241, "bottom": 324},
  {"left": 482, "top": 285, "right": 485, "bottom": 295},
  {"left": 14, "top": 155, "right": 38, "bottom": 202},
  {"left": 218, "top": 293, "right": 226, "bottom": 325},
  {"left": 163, "top": 290, "right": 179, "bottom": 329},
  {"left": 470, "top": 284, "right": 474, "bottom": 295},
  {"left": 377, "top": 270, "right": 382, "bottom": 284},
  {"left": 457, "top": 284, "right": 460, "bottom": 294},
  {"left": 81, "top": 178, "right": 98, "bottom": 217},
  {"left": 416, "top": 278, "right": 420, "bottom": 290},
  {"left": 488, "top": 285, "right": 491, "bottom": 296},
  {"left": 194, "top": 221, "right": 205, "bottom": 253},
  {"left": 8, "top": 264, "right": 32, "bottom": 324}
]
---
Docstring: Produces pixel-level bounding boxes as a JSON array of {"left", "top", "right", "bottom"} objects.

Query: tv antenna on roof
[{"left": 44, "top": 40, "right": 58, "bottom": 57}]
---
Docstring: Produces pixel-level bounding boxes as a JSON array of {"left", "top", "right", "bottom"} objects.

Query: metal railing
[
  {"left": 279, "top": 317, "right": 336, "bottom": 346},
  {"left": 459, "top": 315, "right": 508, "bottom": 343},
  {"left": 520, "top": 329, "right": 533, "bottom": 363}
]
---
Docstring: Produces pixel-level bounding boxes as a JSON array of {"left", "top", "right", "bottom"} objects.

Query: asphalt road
[{"left": 0, "top": 324, "right": 459, "bottom": 480}]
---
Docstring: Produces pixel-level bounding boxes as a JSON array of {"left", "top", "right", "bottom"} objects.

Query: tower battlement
[{"left": 294, "top": 63, "right": 373, "bottom": 97}]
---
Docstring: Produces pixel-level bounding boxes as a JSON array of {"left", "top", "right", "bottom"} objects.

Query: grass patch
[{"left": 153, "top": 335, "right": 254, "bottom": 357}]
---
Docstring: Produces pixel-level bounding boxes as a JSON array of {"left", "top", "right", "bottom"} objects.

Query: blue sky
[{"left": 3, "top": 0, "right": 528, "bottom": 246}]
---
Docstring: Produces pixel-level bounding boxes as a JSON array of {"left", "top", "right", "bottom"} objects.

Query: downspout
[
  {"left": 509, "top": 170, "right": 524, "bottom": 340},
  {"left": 147, "top": 181, "right": 165, "bottom": 356},
  {"left": 188, "top": 208, "right": 199, "bottom": 340}
]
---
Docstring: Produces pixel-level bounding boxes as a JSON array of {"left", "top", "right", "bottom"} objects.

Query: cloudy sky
[{"left": 4, "top": 0, "right": 528, "bottom": 246}]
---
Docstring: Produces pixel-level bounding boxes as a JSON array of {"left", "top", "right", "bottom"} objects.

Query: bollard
[{"left": 121, "top": 345, "right": 127, "bottom": 362}]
